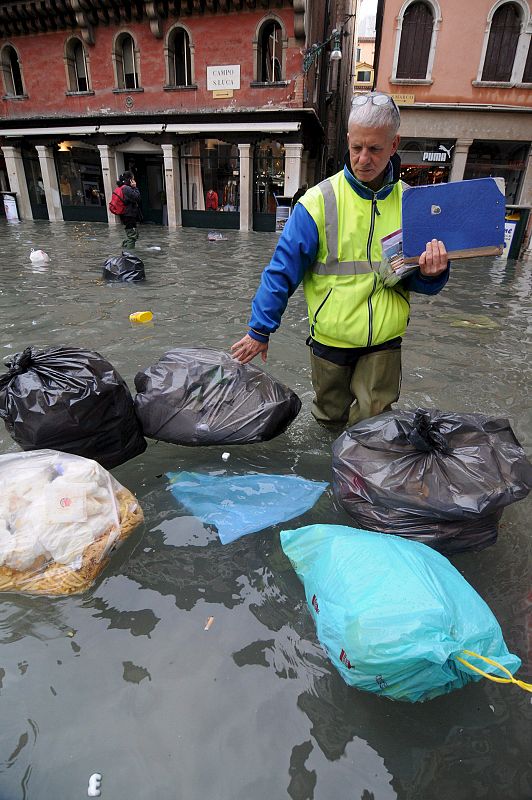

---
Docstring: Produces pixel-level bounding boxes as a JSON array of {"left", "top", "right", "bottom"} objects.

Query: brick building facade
[{"left": 0, "top": 0, "right": 355, "bottom": 230}]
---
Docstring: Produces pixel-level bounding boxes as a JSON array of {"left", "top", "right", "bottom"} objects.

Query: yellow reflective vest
[{"left": 300, "top": 170, "right": 410, "bottom": 349}]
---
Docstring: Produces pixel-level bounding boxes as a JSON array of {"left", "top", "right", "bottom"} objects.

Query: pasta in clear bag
[{"left": 0, "top": 450, "right": 144, "bottom": 595}]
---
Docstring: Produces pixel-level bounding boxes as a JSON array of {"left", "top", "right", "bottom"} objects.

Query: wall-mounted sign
[
  {"left": 207, "top": 65, "right": 240, "bottom": 91},
  {"left": 422, "top": 144, "right": 454, "bottom": 163},
  {"left": 391, "top": 93, "right": 415, "bottom": 104},
  {"left": 213, "top": 89, "right": 234, "bottom": 99}
]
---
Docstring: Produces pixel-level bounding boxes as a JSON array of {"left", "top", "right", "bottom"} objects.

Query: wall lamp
[{"left": 303, "top": 28, "right": 343, "bottom": 73}]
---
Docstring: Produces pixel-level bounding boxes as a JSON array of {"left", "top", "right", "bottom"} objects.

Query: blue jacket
[{"left": 248, "top": 157, "right": 450, "bottom": 344}]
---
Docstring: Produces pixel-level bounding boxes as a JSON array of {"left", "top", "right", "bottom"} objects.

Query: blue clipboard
[{"left": 402, "top": 177, "right": 505, "bottom": 262}]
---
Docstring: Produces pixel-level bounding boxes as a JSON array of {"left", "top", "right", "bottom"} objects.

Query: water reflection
[{"left": 0, "top": 220, "right": 530, "bottom": 799}]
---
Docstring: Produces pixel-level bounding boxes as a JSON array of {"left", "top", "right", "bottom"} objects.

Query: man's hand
[
  {"left": 419, "top": 239, "right": 448, "bottom": 277},
  {"left": 231, "top": 334, "right": 268, "bottom": 364}
]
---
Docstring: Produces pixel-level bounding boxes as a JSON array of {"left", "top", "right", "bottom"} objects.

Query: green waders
[
  {"left": 122, "top": 225, "right": 139, "bottom": 250},
  {"left": 310, "top": 347, "right": 402, "bottom": 427}
]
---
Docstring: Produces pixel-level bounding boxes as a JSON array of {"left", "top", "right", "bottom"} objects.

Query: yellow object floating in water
[{"left": 129, "top": 311, "right": 153, "bottom": 323}]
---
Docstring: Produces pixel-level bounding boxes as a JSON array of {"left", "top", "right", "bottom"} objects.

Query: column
[
  {"left": 161, "top": 143, "right": 182, "bottom": 229},
  {"left": 283, "top": 143, "right": 304, "bottom": 198},
  {"left": 98, "top": 143, "right": 120, "bottom": 226},
  {"left": 449, "top": 139, "right": 474, "bottom": 183},
  {"left": 1, "top": 145, "right": 33, "bottom": 220},
  {"left": 300, "top": 149, "right": 309, "bottom": 187},
  {"left": 35, "top": 145, "right": 63, "bottom": 221},
  {"left": 238, "top": 143, "right": 253, "bottom": 232}
]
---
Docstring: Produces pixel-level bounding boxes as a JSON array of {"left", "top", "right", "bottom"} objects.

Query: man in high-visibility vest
[{"left": 232, "top": 92, "right": 450, "bottom": 427}]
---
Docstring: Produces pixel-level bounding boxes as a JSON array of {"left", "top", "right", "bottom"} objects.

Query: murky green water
[{"left": 0, "top": 220, "right": 531, "bottom": 800}]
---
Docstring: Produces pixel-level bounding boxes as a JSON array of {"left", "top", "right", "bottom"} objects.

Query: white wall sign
[
  {"left": 498, "top": 221, "right": 517, "bottom": 262},
  {"left": 207, "top": 65, "right": 240, "bottom": 91}
]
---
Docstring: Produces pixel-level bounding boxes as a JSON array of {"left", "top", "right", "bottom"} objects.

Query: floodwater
[{"left": 0, "top": 219, "right": 530, "bottom": 800}]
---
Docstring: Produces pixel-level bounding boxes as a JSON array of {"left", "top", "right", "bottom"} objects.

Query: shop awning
[{"left": 0, "top": 121, "right": 301, "bottom": 137}]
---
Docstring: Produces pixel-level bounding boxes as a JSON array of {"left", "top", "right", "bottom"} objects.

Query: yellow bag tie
[{"left": 455, "top": 649, "right": 532, "bottom": 693}]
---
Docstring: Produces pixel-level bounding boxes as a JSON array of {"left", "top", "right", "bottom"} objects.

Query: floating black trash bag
[
  {"left": 0, "top": 346, "right": 147, "bottom": 469},
  {"left": 332, "top": 408, "right": 532, "bottom": 554},
  {"left": 134, "top": 347, "right": 302, "bottom": 445},
  {"left": 103, "top": 251, "right": 145, "bottom": 282}
]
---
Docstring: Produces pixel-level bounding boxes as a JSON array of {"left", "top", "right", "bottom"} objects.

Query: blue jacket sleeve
[
  {"left": 402, "top": 263, "right": 451, "bottom": 295},
  {"left": 248, "top": 203, "right": 319, "bottom": 342}
]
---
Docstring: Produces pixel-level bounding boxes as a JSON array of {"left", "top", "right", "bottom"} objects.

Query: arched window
[
  {"left": 259, "top": 20, "right": 283, "bottom": 82},
  {"left": 396, "top": 2, "right": 434, "bottom": 79},
  {"left": 167, "top": 26, "right": 192, "bottom": 86},
  {"left": 1, "top": 45, "right": 24, "bottom": 96},
  {"left": 65, "top": 38, "right": 89, "bottom": 92},
  {"left": 114, "top": 33, "right": 139, "bottom": 90},
  {"left": 482, "top": 3, "right": 522, "bottom": 81}
]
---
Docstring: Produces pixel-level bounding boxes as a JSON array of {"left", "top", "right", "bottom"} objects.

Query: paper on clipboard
[{"left": 401, "top": 177, "right": 506, "bottom": 264}]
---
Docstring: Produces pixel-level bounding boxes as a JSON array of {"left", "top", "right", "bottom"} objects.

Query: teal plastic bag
[
  {"left": 167, "top": 472, "right": 328, "bottom": 544},
  {"left": 280, "top": 525, "right": 521, "bottom": 702}
]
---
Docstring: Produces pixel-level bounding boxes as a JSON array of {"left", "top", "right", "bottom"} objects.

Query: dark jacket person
[{"left": 118, "top": 171, "right": 142, "bottom": 250}]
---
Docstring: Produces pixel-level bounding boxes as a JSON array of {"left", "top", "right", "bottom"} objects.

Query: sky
[{"left": 358, "top": 0, "right": 377, "bottom": 36}]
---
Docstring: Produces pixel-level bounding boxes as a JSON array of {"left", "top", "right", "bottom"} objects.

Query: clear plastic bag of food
[{"left": 0, "top": 450, "right": 144, "bottom": 595}]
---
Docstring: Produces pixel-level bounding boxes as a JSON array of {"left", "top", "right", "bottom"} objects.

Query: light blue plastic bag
[
  {"left": 167, "top": 472, "right": 328, "bottom": 544},
  {"left": 281, "top": 524, "right": 521, "bottom": 702}
]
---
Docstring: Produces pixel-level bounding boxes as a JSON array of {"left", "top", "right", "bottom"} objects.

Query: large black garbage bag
[
  {"left": 103, "top": 251, "right": 145, "bottom": 282},
  {"left": 332, "top": 408, "right": 532, "bottom": 554},
  {"left": 0, "top": 346, "right": 147, "bottom": 469},
  {"left": 134, "top": 347, "right": 302, "bottom": 445}
]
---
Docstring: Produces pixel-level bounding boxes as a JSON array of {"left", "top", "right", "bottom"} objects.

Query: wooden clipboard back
[
  {"left": 402, "top": 177, "right": 506, "bottom": 260},
  {"left": 403, "top": 244, "right": 504, "bottom": 265}
]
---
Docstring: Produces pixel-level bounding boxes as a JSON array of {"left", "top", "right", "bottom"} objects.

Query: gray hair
[{"left": 348, "top": 93, "right": 401, "bottom": 137}]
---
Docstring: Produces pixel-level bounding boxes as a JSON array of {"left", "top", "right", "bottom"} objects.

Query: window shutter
[
  {"left": 396, "top": 2, "right": 433, "bottom": 79},
  {"left": 482, "top": 3, "right": 521, "bottom": 82},
  {"left": 522, "top": 35, "right": 532, "bottom": 83}
]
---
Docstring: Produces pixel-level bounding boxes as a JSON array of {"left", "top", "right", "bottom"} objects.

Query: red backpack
[{"left": 108, "top": 185, "right": 126, "bottom": 216}]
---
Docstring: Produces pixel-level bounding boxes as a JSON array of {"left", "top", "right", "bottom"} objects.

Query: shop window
[
  {"left": 258, "top": 20, "right": 283, "bottom": 82},
  {"left": 396, "top": 2, "right": 434, "bottom": 79},
  {"left": 65, "top": 37, "right": 90, "bottom": 92},
  {"left": 114, "top": 33, "right": 140, "bottom": 90},
  {"left": 399, "top": 138, "right": 455, "bottom": 186},
  {"left": 55, "top": 143, "right": 106, "bottom": 207},
  {"left": 22, "top": 146, "right": 48, "bottom": 219},
  {"left": 481, "top": 3, "right": 521, "bottom": 82},
  {"left": 253, "top": 140, "right": 285, "bottom": 213},
  {"left": 180, "top": 140, "right": 239, "bottom": 212},
  {"left": 166, "top": 26, "right": 193, "bottom": 86},
  {"left": 1, "top": 44, "right": 25, "bottom": 97},
  {"left": 463, "top": 140, "right": 528, "bottom": 204}
]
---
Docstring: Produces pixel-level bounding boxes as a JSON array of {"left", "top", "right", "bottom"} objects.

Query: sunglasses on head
[{"left": 352, "top": 93, "right": 398, "bottom": 111}]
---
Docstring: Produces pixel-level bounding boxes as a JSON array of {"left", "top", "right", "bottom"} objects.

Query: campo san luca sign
[{"left": 207, "top": 65, "right": 240, "bottom": 98}]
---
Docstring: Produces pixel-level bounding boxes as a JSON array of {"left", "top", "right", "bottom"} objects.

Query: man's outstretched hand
[
  {"left": 419, "top": 239, "right": 448, "bottom": 276},
  {"left": 231, "top": 334, "right": 268, "bottom": 364}
]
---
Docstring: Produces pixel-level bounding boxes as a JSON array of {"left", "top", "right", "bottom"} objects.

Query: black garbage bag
[
  {"left": 332, "top": 408, "right": 532, "bottom": 554},
  {"left": 134, "top": 347, "right": 302, "bottom": 445},
  {"left": 103, "top": 251, "right": 145, "bottom": 282},
  {"left": 0, "top": 346, "right": 147, "bottom": 469}
]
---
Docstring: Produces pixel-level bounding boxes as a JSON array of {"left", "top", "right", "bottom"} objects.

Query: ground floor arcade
[{"left": 0, "top": 112, "right": 321, "bottom": 232}]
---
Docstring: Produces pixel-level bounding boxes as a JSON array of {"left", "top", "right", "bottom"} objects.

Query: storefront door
[{"left": 124, "top": 154, "right": 165, "bottom": 225}]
